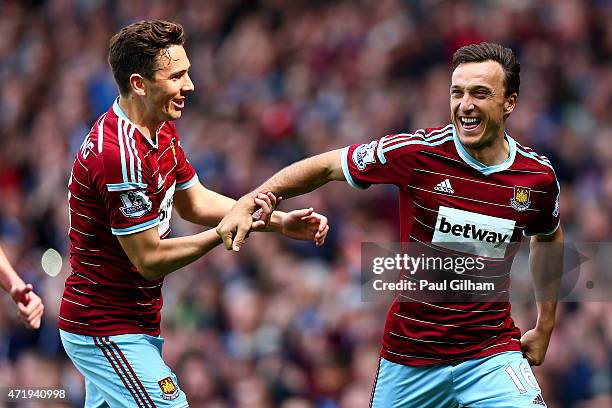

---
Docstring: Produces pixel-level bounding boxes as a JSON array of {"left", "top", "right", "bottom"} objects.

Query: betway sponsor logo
[
  {"left": 438, "top": 217, "right": 509, "bottom": 246},
  {"left": 432, "top": 207, "right": 516, "bottom": 259}
]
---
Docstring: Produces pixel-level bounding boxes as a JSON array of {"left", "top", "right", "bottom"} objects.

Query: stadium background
[{"left": 0, "top": 0, "right": 610, "bottom": 407}]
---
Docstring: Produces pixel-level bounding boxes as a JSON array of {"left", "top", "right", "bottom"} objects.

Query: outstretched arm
[
  {"left": 0, "top": 246, "right": 44, "bottom": 329},
  {"left": 217, "top": 149, "right": 346, "bottom": 251},
  {"left": 173, "top": 182, "right": 329, "bottom": 247},
  {"left": 173, "top": 183, "right": 242, "bottom": 227},
  {"left": 118, "top": 193, "right": 276, "bottom": 280},
  {"left": 521, "top": 225, "right": 564, "bottom": 365},
  {"left": 117, "top": 226, "right": 223, "bottom": 280}
]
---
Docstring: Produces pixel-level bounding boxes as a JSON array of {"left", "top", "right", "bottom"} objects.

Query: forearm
[
  {"left": 534, "top": 301, "right": 557, "bottom": 333},
  {"left": 125, "top": 229, "right": 222, "bottom": 280},
  {"left": 176, "top": 184, "right": 287, "bottom": 233},
  {"left": 187, "top": 194, "right": 235, "bottom": 226},
  {"left": 216, "top": 151, "right": 341, "bottom": 250},
  {"left": 175, "top": 184, "right": 236, "bottom": 226},
  {"left": 529, "top": 227, "right": 564, "bottom": 332},
  {"left": 0, "top": 247, "right": 24, "bottom": 293},
  {"left": 243, "top": 149, "right": 345, "bottom": 201}
]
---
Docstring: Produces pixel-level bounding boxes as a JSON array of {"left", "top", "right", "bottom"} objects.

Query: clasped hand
[{"left": 216, "top": 192, "right": 329, "bottom": 251}]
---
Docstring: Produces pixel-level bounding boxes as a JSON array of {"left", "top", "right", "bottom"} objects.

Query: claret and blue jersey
[
  {"left": 342, "top": 124, "right": 560, "bottom": 366},
  {"left": 60, "top": 99, "right": 198, "bottom": 337}
]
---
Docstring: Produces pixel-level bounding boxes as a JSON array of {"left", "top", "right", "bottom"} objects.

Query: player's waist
[
  {"left": 380, "top": 333, "right": 522, "bottom": 366},
  {"left": 61, "top": 285, "right": 163, "bottom": 313}
]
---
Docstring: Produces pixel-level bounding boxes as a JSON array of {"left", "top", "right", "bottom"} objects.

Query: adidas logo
[
  {"left": 532, "top": 394, "right": 546, "bottom": 406},
  {"left": 434, "top": 179, "right": 454, "bottom": 194}
]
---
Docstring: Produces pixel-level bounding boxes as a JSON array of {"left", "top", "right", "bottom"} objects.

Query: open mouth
[
  {"left": 459, "top": 116, "right": 482, "bottom": 131},
  {"left": 171, "top": 99, "right": 185, "bottom": 109}
]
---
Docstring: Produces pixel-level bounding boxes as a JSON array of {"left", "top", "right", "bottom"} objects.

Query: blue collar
[
  {"left": 452, "top": 124, "right": 516, "bottom": 175},
  {"left": 112, "top": 97, "right": 159, "bottom": 149}
]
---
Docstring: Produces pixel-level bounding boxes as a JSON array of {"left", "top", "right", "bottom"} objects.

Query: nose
[
  {"left": 183, "top": 73, "right": 195, "bottom": 92},
  {"left": 459, "top": 95, "right": 475, "bottom": 112}
]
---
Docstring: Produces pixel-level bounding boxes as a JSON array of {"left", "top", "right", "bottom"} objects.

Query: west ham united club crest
[
  {"left": 510, "top": 186, "right": 531, "bottom": 212},
  {"left": 158, "top": 376, "right": 180, "bottom": 401}
]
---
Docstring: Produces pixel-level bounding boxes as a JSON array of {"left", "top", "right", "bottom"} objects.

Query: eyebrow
[
  {"left": 168, "top": 66, "right": 190, "bottom": 77},
  {"left": 450, "top": 85, "right": 493, "bottom": 93}
]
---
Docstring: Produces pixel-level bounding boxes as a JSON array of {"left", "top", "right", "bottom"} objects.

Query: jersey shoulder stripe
[
  {"left": 378, "top": 125, "right": 453, "bottom": 164},
  {"left": 116, "top": 118, "right": 130, "bottom": 184},
  {"left": 514, "top": 142, "right": 560, "bottom": 207},
  {"left": 514, "top": 143, "right": 554, "bottom": 171},
  {"left": 118, "top": 118, "right": 143, "bottom": 185},
  {"left": 97, "top": 113, "right": 107, "bottom": 154},
  {"left": 381, "top": 125, "right": 452, "bottom": 149},
  {"left": 90, "top": 113, "right": 149, "bottom": 193},
  {"left": 125, "top": 120, "right": 143, "bottom": 185},
  {"left": 122, "top": 120, "right": 137, "bottom": 184}
]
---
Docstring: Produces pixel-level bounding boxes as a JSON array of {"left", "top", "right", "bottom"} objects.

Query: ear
[
  {"left": 129, "top": 74, "right": 147, "bottom": 97},
  {"left": 503, "top": 93, "right": 518, "bottom": 117}
]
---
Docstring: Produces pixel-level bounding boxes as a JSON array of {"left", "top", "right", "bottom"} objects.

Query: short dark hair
[
  {"left": 108, "top": 20, "right": 185, "bottom": 95},
  {"left": 452, "top": 42, "right": 520, "bottom": 97}
]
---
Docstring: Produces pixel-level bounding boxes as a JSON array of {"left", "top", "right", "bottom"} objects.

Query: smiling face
[
  {"left": 450, "top": 60, "right": 516, "bottom": 151},
  {"left": 142, "top": 45, "right": 194, "bottom": 123}
]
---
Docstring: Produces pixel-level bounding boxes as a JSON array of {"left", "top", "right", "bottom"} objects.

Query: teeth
[{"left": 461, "top": 117, "right": 479, "bottom": 124}]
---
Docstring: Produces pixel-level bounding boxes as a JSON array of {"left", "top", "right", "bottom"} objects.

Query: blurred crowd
[{"left": 0, "top": 0, "right": 611, "bottom": 407}]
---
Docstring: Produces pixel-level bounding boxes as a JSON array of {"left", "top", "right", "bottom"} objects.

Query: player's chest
[
  {"left": 140, "top": 138, "right": 179, "bottom": 237},
  {"left": 141, "top": 137, "right": 179, "bottom": 191},
  {"left": 410, "top": 167, "right": 541, "bottom": 216},
  {"left": 404, "top": 165, "right": 546, "bottom": 246}
]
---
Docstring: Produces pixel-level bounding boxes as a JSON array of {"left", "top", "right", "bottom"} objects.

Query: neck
[
  {"left": 118, "top": 96, "right": 161, "bottom": 140},
  {"left": 464, "top": 132, "right": 509, "bottom": 167}
]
